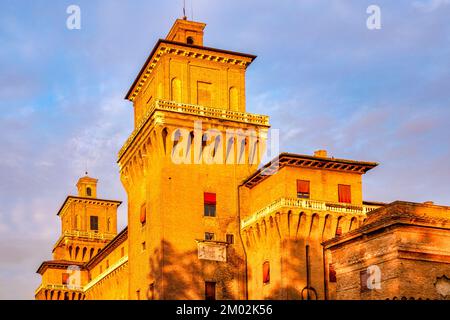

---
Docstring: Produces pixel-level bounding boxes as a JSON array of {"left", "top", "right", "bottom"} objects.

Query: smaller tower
[
  {"left": 76, "top": 175, "right": 98, "bottom": 198},
  {"left": 166, "top": 18, "right": 206, "bottom": 46},
  {"left": 35, "top": 176, "right": 122, "bottom": 300},
  {"left": 52, "top": 176, "right": 121, "bottom": 262}
]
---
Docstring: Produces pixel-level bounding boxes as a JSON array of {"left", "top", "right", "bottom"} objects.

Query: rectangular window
[
  {"left": 121, "top": 247, "right": 125, "bottom": 257},
  {"left": 62, "top": 273, "right": 70, "bottom": 285},
  {"left": 197, "top": 81, "right": 212, "bottom": 106},
  {"left": 106, "top": 260, "right": 109, "bottom": 269},
  {"left": 205, "top": 282, "right": 216, "bottom": 300},
  {"left": 338, "top": 184, "right": 351, "bottom": 203},
  {"left": 136, "top": 290, "right": 141, "bottom": 300},
  {"left": 297, "top": 180, "right": 310, "bottom": 199},
  {"left": 329, "top": 264, "right": 337, "bottom": 283},
  {"left": 205, "top": 232, "right": 215, "bottom": 241},
  {"left": 90, "top": 216, "right": 99, "bottom": 231},
  {"left": 142, "top": 241, "right": 146, "bottom": 251},
  {"left": 140, "top": 203, "right": 147, "bottom": 225},
  {"left": 263, "top": 261, "right": 270, "bottom": 284},
  {"left": 360, "top": 270, "right": 369, "bottom": 292},
  {"left": 204, "top": 192, "right": 216, "bottom": 217},
  {"left": 226, "top": 234, "right": 234, "bottom": 244}
]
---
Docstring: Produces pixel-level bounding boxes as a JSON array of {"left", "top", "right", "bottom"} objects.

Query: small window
[
  {"left": 86, "top": 187, "right": 92, "bottom": 196},
  {"left": 226, "top": 234, "right": 234, "bottom": 244},
  {"left": 136, "top": 290, "right": 141, "bottom": 300},
  {"left": 100, "top": 265, "right": 103, "bottom": 274},
  {"left": 263, "top": 261, "right": 270, "bottom": 284},
  {"left": 360, "top": 270, "right": 369, "bottom": 293},
  {"left": 90, "top": 216, "right": 98, "bottom": 231},
  {"left": 142, "top": 241, "right": 146, "bottom": 251},
  {"left": 205, "top": 282, "right": 216, "bottom": 300},
  {"left": 121, "top": 247, "right": 125, "bottom": 257},
  {"left": 338, "top": 184, "right": 351, "bottom": 203},
  {"left": 204, "top": 192, "right": 216, "bottom": 217},
  {"left": 205, "top": 232, "right": 214, "bottom": 241},
  {"left": 329, "top": 264, "right": 337, "bottom": 283},
  {"left": 140, "top": 203, "right": 147, "bottom": 225},
  {"left": 106, "top": 260, "right": 109, "bottom": 269},
  {"left": 297, "top": 180, "right": 310, "bottom": 199},
  {"left": 187, "top": 36, "right": 194, "bottom": 45}
]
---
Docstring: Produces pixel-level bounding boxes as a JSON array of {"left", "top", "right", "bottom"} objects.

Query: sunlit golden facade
[{"left": 35, "top": 18, "right": 450, "bottom": 300}]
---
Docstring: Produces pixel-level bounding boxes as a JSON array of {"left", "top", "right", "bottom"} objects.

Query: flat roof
[
  {"left": 36, "top": 260, "right": 85, "bottom": 275},
  {"left": 56, "top": 196, "right": 122, "bottom": 216},
  {"left": 243, "top": 152, "right": 378, "bottom": 188}
]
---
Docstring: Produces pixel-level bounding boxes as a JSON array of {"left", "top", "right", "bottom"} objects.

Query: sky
[{"left": 0, "top": 0, "right": 449, "bottom": 299}]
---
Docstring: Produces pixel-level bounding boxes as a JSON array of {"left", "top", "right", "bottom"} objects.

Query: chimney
[{"left": 314, "top": 150, "right": 328, "bottom": 158}]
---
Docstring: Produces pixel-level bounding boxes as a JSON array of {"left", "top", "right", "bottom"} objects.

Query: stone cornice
[
  {"left": 57, "top": 196, "right": 122, "bottom": 217},
  {"left": 125, "top": 39, "right": 256, "bottom": 102}
]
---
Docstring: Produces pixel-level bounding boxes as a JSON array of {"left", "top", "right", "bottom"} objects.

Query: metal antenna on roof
[
  {"left": 183, "top": 0, "right": 187, "bottom": 20},
  {"left": 191, "top": 0, "right": 194, "bottom": 20}
]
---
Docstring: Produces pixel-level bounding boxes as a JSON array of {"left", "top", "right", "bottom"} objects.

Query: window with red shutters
[
  {"left": 204, "top": 192, "right": 216, "bottom": 217},
  {"left": 297, "top": 180, "right": 310, "bottom": 199},
  {"left": 62, "top": 273, "right": 70, "bottom": 285},
  {"left": 263, "top": 261, "right": 270, "bottom": 284},
  {"left": 338, "top": 184, "right": 351, "bottom": 203},
  {"left": 140, "top": 203, "right": 147, "bottom": 225}
]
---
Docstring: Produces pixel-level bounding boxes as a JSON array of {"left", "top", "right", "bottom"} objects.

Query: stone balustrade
[
  {"left": 118, "top": 99, "right": 270, "bottom": 159},
  {"left": 241, "top": 197, "right": 380, "bottom": 229}
]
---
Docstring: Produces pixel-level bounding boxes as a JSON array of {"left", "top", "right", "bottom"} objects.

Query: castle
[{"left": 35, "top": 18, "right": 450, "bottom": 300}]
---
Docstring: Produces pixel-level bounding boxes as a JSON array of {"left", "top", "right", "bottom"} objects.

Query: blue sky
[{"left": 0, "top": 0, "right": 449, "bottom": 299}]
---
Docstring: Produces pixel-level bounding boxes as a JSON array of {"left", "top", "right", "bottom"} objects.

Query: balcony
[
  {"left": 241, "top": 198, "right": 381, "bottom": 229},
  {"left": 55, "top": 230, "right": 116, "bottom": 247},
  {"left": 35, "top": 284, "right": 84, "bottom": 296},
  {"left": 118, "top": 99, "right": 270, "bottom": 160}
]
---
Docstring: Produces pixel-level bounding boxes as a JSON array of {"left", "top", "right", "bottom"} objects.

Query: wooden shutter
[
  {"left": 338, "top": 184, "right": 351, "bottom": 203},
  {"left": 263, "top": 261, "right": 270, "bottom": 284},
  {"left": 204, "top": 192, "right": 216, "bottom": 205},
  {"left": 297, "top": 180, "right": 310, "bottom": 194},
  {"left": 140, "top": 204, "right": 147, "bottom": 224},
  {"left": 62, "top": 273, "right": 70, "bottom": 285}
]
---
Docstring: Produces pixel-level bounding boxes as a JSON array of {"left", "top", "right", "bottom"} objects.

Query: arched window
[
  {"left": 336, "top": 216, "right": 344, "bottom": 236},
  {"left": 162, "top": 128, "right": 168, "bottom": 154},
  {"left": 171, "top": 78, "right": 182, "bottom": 102},
  {"left": 107, "top": 218, "right": 111, "bottom": 232},
  {"left": 349, "top": 217, "right": 358, "bottom": 231},
  {"left": 86, "top": 187, "right": 92, "bottom": 196},
  {"left": 186, "top": 36, "right": 194, "bottom": 45},
  {"left": 229, "top": 87, "right": 239, "bottom": 111}
]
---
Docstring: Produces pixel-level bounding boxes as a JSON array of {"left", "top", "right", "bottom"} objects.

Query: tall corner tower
[{"left": 119, "top": 18, "right": 270, "bottom": 300}]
